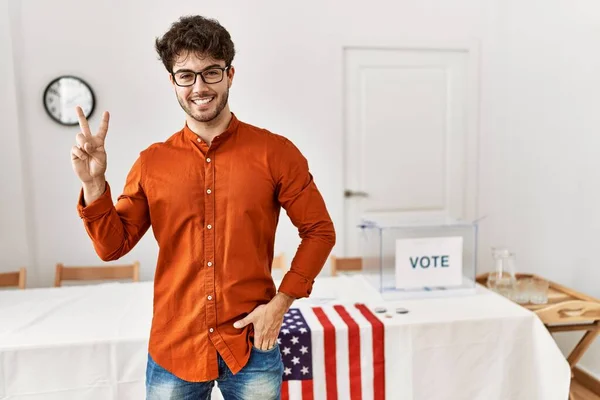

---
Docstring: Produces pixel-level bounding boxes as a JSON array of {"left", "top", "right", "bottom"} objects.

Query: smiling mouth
[{"left": 191, "top": 96, "right": 215, "bottom": 106}]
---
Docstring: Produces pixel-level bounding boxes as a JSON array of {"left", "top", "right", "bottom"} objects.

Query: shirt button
[
  {"left": 207, "top": 261, "right": 213, "bottom": 267},
  {"left": 207, "top": 224, "right": 212, "bottom": 230},
  {"left": 209, "top": 328, "right": 214, "bottom": 333},
  {"left": 206, "top": 189, "right": 212, "bottom": 194},
  {"left": 206, "top": 157, "right": 211, "bottom": 163},
  {"left": 197, "top": 138, "right": 201, "bottom": 142},
  {"left": 207, "top": 295, "right": 212, "bottom": 300}
]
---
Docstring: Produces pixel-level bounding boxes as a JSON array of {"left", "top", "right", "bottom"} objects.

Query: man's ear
[{"left": 227, "top": 66, "right": 235, "bottom": 88}]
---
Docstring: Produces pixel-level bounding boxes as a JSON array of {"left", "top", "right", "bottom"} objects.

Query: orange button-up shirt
[{"left": 77, "top": 113, "right": 335, "bottom": 381}]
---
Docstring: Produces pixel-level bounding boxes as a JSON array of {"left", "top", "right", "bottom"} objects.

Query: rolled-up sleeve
[{"left": 275, "top": 138, "right": 336, "bottom": 299}]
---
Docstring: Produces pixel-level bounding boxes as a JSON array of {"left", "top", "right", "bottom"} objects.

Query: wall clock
[{"left": 43, "top": 75, "right": 95, "bottom": 126}]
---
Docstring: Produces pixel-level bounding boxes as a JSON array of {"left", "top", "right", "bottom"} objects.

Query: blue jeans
[{"left": 146, "top": 344, "right": 284, "bottom": 400}]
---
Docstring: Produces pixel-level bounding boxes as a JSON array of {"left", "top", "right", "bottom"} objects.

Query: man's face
[{"left": 170, "top": 52, "right": 234, "bottom": 123}]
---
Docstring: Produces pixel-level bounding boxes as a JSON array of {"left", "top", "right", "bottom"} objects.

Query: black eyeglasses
[{"left": 172, "top": 66, "right": 231, "bottom": 87}]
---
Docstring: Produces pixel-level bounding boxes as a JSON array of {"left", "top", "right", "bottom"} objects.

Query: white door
[{"left": 343, "top": 46, "right": 479, "bottom": 255}]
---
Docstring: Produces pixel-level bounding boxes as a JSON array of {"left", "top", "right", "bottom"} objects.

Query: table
[
  {"left": 0, "top": 275, "right": 570, "bottom": 399},
  {"left": 477, "top": 272, "right": 600, "bottom": 400}
]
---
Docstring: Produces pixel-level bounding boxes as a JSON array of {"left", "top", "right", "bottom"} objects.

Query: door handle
[{"left": 344, "top": 189, "right": 369, "bottom": 198}]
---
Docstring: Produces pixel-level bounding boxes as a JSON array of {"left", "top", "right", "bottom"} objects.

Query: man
[{"left": 71, "top": 15, "right": 335, "bottom": 400}]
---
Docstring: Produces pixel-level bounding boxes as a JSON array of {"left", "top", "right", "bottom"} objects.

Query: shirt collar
[{"left": 183, "top": 112, "right": 240, "bottom": 145}]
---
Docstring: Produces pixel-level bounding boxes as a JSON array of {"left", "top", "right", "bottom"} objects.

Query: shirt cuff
[
  {"left": 77, "top": 182, "right": 113, "bottom": 220},
  {"left": 278, "top": 270, "right": 314, "bottom": 299}
]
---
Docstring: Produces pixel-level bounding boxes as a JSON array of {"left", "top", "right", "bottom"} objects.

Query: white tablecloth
[{"left": 0, "top": 275, "right": 570, "bottom": 399}]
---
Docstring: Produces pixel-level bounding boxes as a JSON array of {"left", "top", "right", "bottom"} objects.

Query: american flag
[{"left": 278, "top": 304, "right": 385, "bottom": 400}]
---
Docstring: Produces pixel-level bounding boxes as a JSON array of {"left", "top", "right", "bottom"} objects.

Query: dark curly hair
[{"left": 155, "top": 15, "right": 235, "bottom": 73}]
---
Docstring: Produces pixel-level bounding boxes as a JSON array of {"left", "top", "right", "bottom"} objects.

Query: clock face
[{"left": 43, "top": 76, "right": 95, "bottom": 126}]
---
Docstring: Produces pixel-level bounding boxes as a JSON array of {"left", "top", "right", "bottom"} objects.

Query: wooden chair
[
  {"left": 330, "top": 256, "right": 362, "bottom": 276},
  {"left": 54, "top": 261, "right": 140, "bottom": 287},
  {"left": 0, "top": 267, "right": 26, "bottom": 289}
]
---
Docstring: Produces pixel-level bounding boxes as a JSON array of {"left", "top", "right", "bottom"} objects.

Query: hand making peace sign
[{"left": 70, "top": 106, "right": 110, "bottom": 184}]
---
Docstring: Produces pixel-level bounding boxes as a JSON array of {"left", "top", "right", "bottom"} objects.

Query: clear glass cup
[
  {"left": 528, "top": 278, "right": 549, "bottom": 304},
  {"left": 513, "top": 278, "right": 531, "bottom": 304}
]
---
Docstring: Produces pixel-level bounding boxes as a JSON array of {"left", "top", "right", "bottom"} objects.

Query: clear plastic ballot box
[{"left": 357, "top": 219, "right": 478, "bottom": 300}]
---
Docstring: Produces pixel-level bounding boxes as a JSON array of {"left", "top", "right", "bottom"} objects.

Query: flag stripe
[
  {"left": 281, "top": 380, "right": 290, "bottom": 400},
  {"left": 300, "top": 307, "right": 326, "bottom": 400},
  {"left": 302, "top": 379, "right": 315, "bottom": 400},
  {"left": 344, "top": 304, "right": 375, "bottom": 400},
  {"left": 321, "top": 306, "right": 350, "bottom": 400},
  {"left": 355, "top": 304, "right": 385, "bottom": 400},
  {"left": 313, "top": 307, "right": 338, "bottom": 400},
  {"left": 288, "top": 381, "right": 303, "bottom": 400},
  {"left": 334, "top": 305, "right": 363, "bottom": 400}
]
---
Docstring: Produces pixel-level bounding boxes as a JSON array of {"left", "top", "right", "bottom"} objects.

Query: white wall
[
  {"left": 0, "top": 0, "right": 31, "bottom": 277},
  {"left": 478, "top": 0, "right": 600, "bottom": 380},
  {"left": 4, "top": 0, "right": 600, "bottom": 379}
]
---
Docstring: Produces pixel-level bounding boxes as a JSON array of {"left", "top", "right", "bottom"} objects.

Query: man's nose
[{"left": 192, "top": 74, "right": 210, "bottom": 92}]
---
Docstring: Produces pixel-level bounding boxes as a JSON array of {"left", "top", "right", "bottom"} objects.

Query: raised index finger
[{"left": 76, "top": 106, "right": 92, "bottom": 137}]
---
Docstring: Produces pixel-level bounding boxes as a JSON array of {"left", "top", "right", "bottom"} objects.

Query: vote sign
[{"left": 395, "top": 236, "right": 463, "bottom": 289}]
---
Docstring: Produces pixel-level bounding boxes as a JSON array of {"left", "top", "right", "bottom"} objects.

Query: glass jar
[{"left": 487, "top": 247, "right": 517, "bottom": 299}]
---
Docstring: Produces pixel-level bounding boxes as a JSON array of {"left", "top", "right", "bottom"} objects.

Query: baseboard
[{"left": 574, "top": 366, "right": 600, "bottom": 396}]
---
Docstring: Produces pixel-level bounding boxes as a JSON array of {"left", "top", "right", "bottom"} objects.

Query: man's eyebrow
[{"left": 203, "top": 64, "right": 224, "bottom": 70}]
